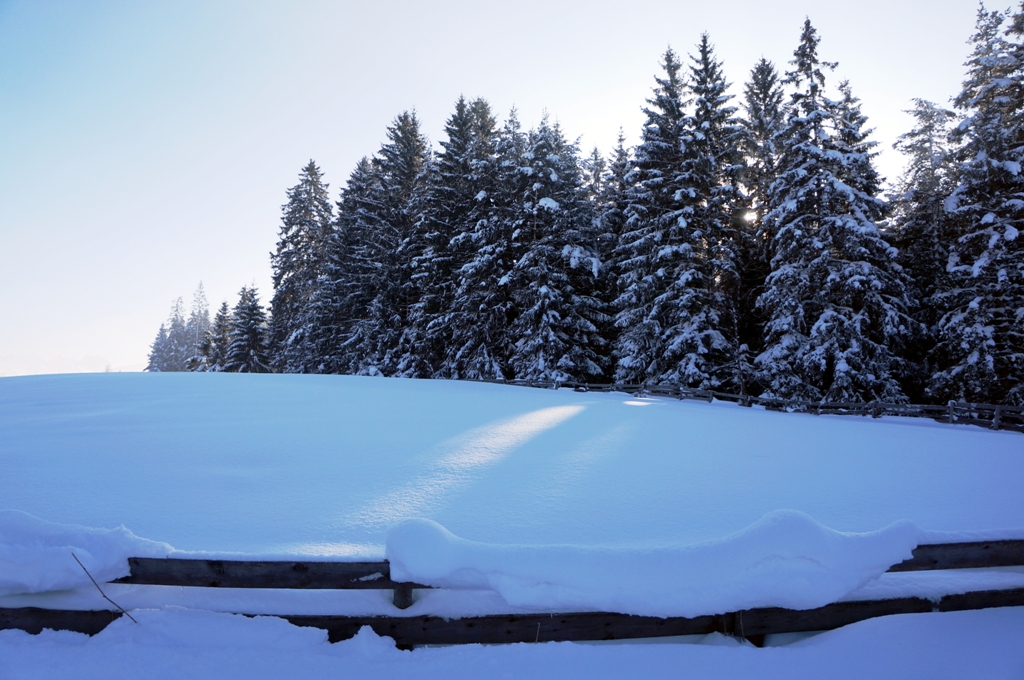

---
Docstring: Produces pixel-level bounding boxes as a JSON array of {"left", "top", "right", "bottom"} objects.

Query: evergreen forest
[{"left": 147, "top": 10, "right": 1024, "bottom": 407}]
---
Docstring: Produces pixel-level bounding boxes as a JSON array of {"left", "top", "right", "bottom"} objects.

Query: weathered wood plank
[
  {"left": 5, "top": 587, "right": 1023, "bottom": 643},
  {"left": 111, "top": 539, "right": 1024, "bottom": 592},
  {"left": 889, "top": 540, "right": 1024, "bottom": 572},
  {"left": 0, "top": 607, "right": 122, "bottom": 636},
  {"left": 113, "top": 557, "right": 429, "bottom": 590}
]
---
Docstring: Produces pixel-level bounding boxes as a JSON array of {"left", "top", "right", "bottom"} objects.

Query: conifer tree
[
  {"left": 756, "top": 20, "right": 914, "bottom": 403},
  {"left": 613, "top": 48, "right": 691, "bottom": 384},
  {"left": 591, "top": 132, "right": 632, "bottom": 362},
  {"left": 506, "top": 119, "right": 605, "bottom": 381},
  {"left": 930, "top": 5, "right": 1024, "bottom": 404},
  {"left": 393, "top": 97, "right": 498, "bottom": 378},
  {"left": 145, "top": 324, "right": 171, "bottom": 372},
  {"left": 269, "top": 161, "right": 334, "bottom": 373},
  {"left": 302, "top": 157, "right": 380, "bottom": 374},
  {"left": 890, "top": 99, "right": 957, "bottom": 399},
  {"left": 196, "top": 301, "right": 232, "bottom": 372},
  {"left": 445, "top": 110, "right": 528, "bottom": 379},
  {"left": 185, "top": 283, "right": 211, "bottom": 368},
  {"left": 349, "top": 112, "right": 431, "bottom": 375},
  {"left": 224, "top": 286, "right": 272, "bottom": 373},
  {"left": 614, "top": 38, "right": 746, "bottom": 390}
]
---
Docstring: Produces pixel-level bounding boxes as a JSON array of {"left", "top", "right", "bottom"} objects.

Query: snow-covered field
[{"left": 2, "top": 373, "right": 1024, "bottom": 678}]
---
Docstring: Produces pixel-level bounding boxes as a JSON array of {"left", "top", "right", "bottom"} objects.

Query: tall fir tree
[
  {"left": 269, "top": 161, "right": 334, "bottom": 373},
  {"left": 349, "top": 112, "right": 431, "bottom": 375},
  {"left": 890, "top": 99, "right": 957, "bottom": 399},
  {"left": 224, "top": 286, "right": 272, "bottom": 373},
  {"left": 930, "top": 5, "right": 1024, "bottom": 405},
  {"left": 756, "top": 20, "right": 914, "bottom": 403},
  {"left": 393, "top": 97, "right": 498, "bottom": 378},
  {"left": 505, "top": 118, "right": 605, "bottom": 381},
  {"left": 613, "top": 48, "right": 691, "bottom": 384},
  {"left": 614, "top": 38, "right": 746, "bottom": 390},
  {"left": 303, "top": 157, "right": 381, "bottom": 374},
  {"left": 445, "top": 110, "right": 529, "bottom": 379}
]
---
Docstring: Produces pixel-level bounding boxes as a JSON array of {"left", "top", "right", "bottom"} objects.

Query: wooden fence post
[{"left": 993, "top": 406, "right": 1001, "bottom": 431}]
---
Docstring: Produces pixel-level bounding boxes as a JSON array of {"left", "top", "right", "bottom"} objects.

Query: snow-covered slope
[
  {"left": 2, "top": 373, "right": 1021, "bottom": 558},
  {"left": 3, "top": 373, "right": 1024, "bottom": 677}
]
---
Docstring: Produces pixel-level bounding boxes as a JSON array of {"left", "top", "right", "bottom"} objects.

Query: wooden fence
[
  {"left": 4, "top": 539, "right": 1024, "bottom": 647},
  {"left": 473, "top": 379, "right": 1024, "bottom": 433}
]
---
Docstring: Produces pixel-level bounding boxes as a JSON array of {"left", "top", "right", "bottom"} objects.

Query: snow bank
[
  {"left": 0, "top": 510, "right": 172, "bottom": 596},
  {"left": 4, "top": 607, "right": 1024, "bottom": 680},
  {"left": 386, "top": 510, "right": 921, "bottom": 617}
]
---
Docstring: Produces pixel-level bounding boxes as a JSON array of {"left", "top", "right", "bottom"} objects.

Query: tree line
[{"left": 148, "top": 9, "right": 1024, "bottom": 406}]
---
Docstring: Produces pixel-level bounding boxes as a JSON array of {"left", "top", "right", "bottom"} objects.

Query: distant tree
[
  {"left": 224, "top": 286, "right": 272, "bottom": 373},
  {"left": 756, "top": 20, "right": 914, "bottom": 403},
  {"left": 194, "top": 301, "right": 232, "bottom": 371},
  {"left": 145, "top": 324, "right": 171, "bottom": 372},
  {"left": 185, "top": 283, "right": 211, "bottom": 368}
]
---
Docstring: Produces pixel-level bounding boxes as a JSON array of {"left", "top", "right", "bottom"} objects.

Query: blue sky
[{"left": 0, "top": 0, "right": 978, "bottom": 374}]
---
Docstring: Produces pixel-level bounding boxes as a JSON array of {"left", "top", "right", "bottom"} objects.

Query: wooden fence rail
[
  {"left": 473, "top": 379, "right": 1024, "bottom": 433},
  {"left": 3, "top": 539, "right": 1024, "bottom": 646}
]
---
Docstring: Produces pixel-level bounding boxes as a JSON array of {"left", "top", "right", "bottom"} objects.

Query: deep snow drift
[{"left": 385, "top": 512, "right": 921, "bottom": 616}]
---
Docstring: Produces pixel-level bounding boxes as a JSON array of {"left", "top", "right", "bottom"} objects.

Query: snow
[
  {"left": 2, "top": 373, "right": 1022, "bottom": 558},
  {"left": 2, "top": 607, "right": 1024, "bottom": 680},
  {"left": 0, "top": 510, "right": 170, "bottom": 596},
  {"left": 385, "top": 512, "right": 921, "bottom": 617},
  {"left": 2, "top": 373, "right": 1024, "bottom": 673}
]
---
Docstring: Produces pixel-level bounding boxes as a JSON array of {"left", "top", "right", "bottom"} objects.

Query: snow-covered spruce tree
[
  {"left": 665, "top": 33, "right": 747, "bottom": 391},
  {"left": 145, "top": 297, "right": 192, "bottom": 372},
  {"left": 612, "top": 48, "right": 691, "bottom": 384},
  {"left": 196, "top": 301, "right": 232, "bottom": 371},
  {"left": 890, "top": 99, "right": 957, "bottom": 399},
  {"left": 145, "top": 324, "right": 171, "bottom": 372},
  {"left": 184, "top": 283, "right": 211, "bottom": 370},
  {"left": 391, "top": 97, "right": 498, "bottom": 378},
  {"left": 735, "top": 59, "right": 788, "bottom": 392},
  {"left": 268, "top": 161, "right": 334, "bottom": 373},
  {"left": 347, "top": 112, "right": 430, "bottom": 376},
  {"left": 224, "top": 286, "right": 271, "bottom": 373},
  {"left": 302, "top": 157, "right": 381, "bottom": 375},
  {"left": 930, "top": 5, "right": 1024, "bottom": 405},
  {"left": 613, "top": 38, "right": 746, "bottom": 390},
  {"left": 445, "top": 110, "right": 528, "bottom": 380},
  {"left": 756, "top": 20, "right": 914, "bottom": 404},
  {"left": 506, "top": 118, "right": 605, "bottom": 382},
  {"left": 741, "top": 58, "right": 787, "bottom": 231},
  {"left": 589, "top": 131, "right": 633, "bottom": 365}
]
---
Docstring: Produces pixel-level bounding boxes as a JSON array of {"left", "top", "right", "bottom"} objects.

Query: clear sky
[{"left": 0, "top": 0, "right": 980, "bottom": 375}]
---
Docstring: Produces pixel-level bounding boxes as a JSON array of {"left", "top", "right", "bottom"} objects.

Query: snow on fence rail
[
  {"left": 472, "top": 379, "right": 1024, "bottom": 433},
  {"left": 4, "top": 539, "right": 1024, "bottom": 646}
]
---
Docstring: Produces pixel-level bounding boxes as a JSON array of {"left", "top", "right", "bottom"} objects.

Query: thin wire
[{"left": 71, "top": 553, "right": 138, "bottom": 624}]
